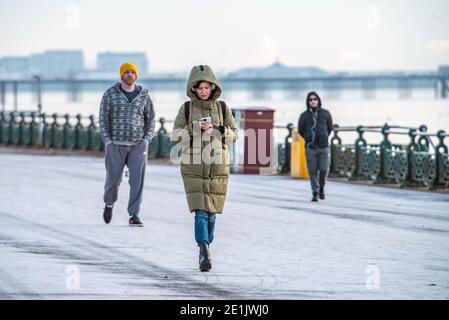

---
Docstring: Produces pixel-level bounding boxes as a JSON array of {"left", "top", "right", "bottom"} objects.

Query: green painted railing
[
  {"left": 2, "top": 110, "right": 448, "bottom": 189},
  {"left": 0, "top": 111, "right": 171, "bottom": 159},
  {"left": 277, "top": 123, "right": 294, "bottom": 174},
  {"left": 330, "top": 124, "right": 449, "bottom": 190}
]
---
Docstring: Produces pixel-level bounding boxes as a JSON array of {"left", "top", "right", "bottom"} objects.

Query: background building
[
  {"left": 97, "top": 52, "right": 149, "bottom": 76},
  {"left": 0, "top": 50, "right": 84, "bottom": 79},
  {"left": 0, "top": 57, "right": 29, "bottom": 78},
  {"left": 30, "top": 50, "right": 85, "bottom": 78},
  {"left": 228, "top": 62, "right": 328, "bottom": 79}
]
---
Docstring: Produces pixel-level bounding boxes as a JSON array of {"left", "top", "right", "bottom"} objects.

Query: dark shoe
[
  {"left": 199, "top": 243, "right": 212, "bottom": 272},
  {"left": 319, "top": 187, "right": 325, "bottom": 200},
  {"left": 103, "top": 205, "right": 113, "bottom": 224},
  {"left": 311, "top": 192, "right": 319, "bottom": 202},
  {"left": 129, "top": 215, "right": 144, "bottom": 227}
]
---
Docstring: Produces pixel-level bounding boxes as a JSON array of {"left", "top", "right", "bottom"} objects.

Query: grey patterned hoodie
[{"left": 99, "top": 83, "right": 155, "bottom": 146}]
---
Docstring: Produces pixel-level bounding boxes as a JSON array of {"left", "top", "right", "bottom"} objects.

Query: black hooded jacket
[{"left": 297, "top": 91, "right": 333, "bottom": 149}]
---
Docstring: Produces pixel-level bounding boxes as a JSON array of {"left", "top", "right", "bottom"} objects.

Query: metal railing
[
  {"left": 330, "top": 124, "right": 449, "bottom": 189},
  {"left": 276, "top": 123, "right": 294, "bottom": 174},
  {"left": 0, "top": 111, "right": 172, "bottom": 159},
  {"left": 2, "top": 110, "right": 448, "bottom": 189}
]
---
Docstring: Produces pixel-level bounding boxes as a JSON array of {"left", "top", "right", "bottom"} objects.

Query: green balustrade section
[
  {"left": 2, "top": 109, "right": 448, "bottom": 190},
  {"left": 277, "top": 123, "right": 294, "bottom": 174},
  {"left": 0, "top": 111, "right": 174, "bottom": 159},
  {"left": 328, "top": 123, "right": 449, "bottom": 190}
]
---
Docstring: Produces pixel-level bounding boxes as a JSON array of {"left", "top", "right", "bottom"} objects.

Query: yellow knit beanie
[{"left": 119, "top": 63, "right": 138, "bottom": 79}]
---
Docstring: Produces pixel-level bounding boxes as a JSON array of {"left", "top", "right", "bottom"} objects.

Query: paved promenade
[{"left": 0, "top": 153, "right": 448, "bottom": 299}]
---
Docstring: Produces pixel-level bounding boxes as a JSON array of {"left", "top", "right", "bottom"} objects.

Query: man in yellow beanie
[
  {"left": 120, "top": 62, "right": 139, "bottom": 80},
  {"left": 99, "top": 62, "right": 155, "bottom": 227}
]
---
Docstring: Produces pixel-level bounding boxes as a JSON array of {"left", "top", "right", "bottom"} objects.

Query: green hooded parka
[{"left": 172, "top": 65, "right": 238, "bottom": 213}]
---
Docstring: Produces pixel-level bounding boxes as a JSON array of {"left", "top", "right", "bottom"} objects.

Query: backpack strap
[
  {"left": 218, "top": 101, "right": 227, "bottom": 146},
  {"left": 184, "top": 101, "right": 193, "bottom": 148},
  {"left": 184, "top": 101, "right": 190, "bottom": 123},
  {"left": 218, "top": 100, "right": 226, "bottom": 125}
]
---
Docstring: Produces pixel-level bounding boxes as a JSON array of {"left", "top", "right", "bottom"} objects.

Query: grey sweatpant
[
  {"left": 103, "top": 140, "right": 148, "bottom": 216},
  {"left": 305, "top": 147, "right": 330, "bottom": 193}
]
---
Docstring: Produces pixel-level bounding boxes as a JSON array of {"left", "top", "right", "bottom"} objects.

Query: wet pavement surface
[{"left": 0, "top": 154, "right": 448, "bottom": 299}]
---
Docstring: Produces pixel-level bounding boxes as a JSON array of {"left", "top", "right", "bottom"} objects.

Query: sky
[{"left": 1, "top": 0, "right": 449, "bottom": 73}]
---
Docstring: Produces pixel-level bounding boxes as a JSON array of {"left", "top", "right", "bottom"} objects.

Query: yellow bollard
[{"left": 290, "top": 128, "right": 309, "bottom": 179}]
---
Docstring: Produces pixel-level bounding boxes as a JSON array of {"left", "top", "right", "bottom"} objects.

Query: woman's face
[{"left": 195, "top": 82, "right": 212, "bottom": 100}]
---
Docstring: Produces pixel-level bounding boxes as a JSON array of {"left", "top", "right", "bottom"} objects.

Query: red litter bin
[{"left": 230, "top": 106, "right": 275, "bottom": 174}]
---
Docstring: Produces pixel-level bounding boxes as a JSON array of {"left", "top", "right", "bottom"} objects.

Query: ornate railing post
[
  {"left": 157, "top": 117, "right": 167, "bottom": 158},
  {"left": 402, "top": 128, "right": 421, "bottom": 188},
  {"left": 157, "top": 117, "right": 173, "bottom": 158},
  {"left": 277, "top": 123, "right": 294, "bottom": 173},
  {"left": 329, "top": 124, "right": 342, "bottom": 176},
  {"left": 29, "top": 112, "right": 38, "bottom": 146},
  {"left": 75, "top": 114, "right": 85, "bottom": 150},
  {"left": 351, "top": 125, "right": 367, "bottom": 179},
  {"left": 284, "top": 123, "right": 294, "bottom": 172},
  {"left": 18, "top": 112, "right": 27, "bottom": 146},
  {"left": 2, "top": 112, "right": 12, "bottom": 145},
  {"left": 63, "top": 114, "right": 71, "bottom": 149},
  {"left": 148, "top": 118, "right": 160, "bottom": 158},
  {"left": 36, "top": 112, "right": 45, "bottom": 147},
  {"left": 87, "top": 115, "right": 96, "bottom": 150},
  {"left": 434, "top": 130, "right": 449, "bottom": 189},
  {"left": 53, "top": 113, "right": 65, "bottom": 149},
  {"left": 0, "top": 111, "right": 6, "bottom": 144},
  {"left": 375, "top": 123, "right": 393, "bottom": 183},
  {"left": 417, "top": 125, "right": 429, "bottom": 152},
  {"left": 41, "top": 113, "right": 51, "bottom": 148},
  {"left": 9, "top": 112, "right": 20, "bottom": 145},
  {"left": 51, "top": 113, "right": 60, "bottom": 148},
  {"left": 330, "top": 124, "right": 342, "bottom": 146},
  {"left": 8, "top": 112, "right": 14, "bottom": 145},
  {"left": 90, "top": 115, "right": 102, "bottom": 151}
]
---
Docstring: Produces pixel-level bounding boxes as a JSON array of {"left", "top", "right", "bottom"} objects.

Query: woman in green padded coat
[{"left": 171, "top": 65, "right": 238, "bottom": 272}]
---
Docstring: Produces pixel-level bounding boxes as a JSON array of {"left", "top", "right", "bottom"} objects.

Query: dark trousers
[{"left": 305, "top": 147, "right": 330, "bottom": 193}]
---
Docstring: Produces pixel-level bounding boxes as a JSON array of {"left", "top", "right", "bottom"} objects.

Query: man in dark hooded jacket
[{"left": 298, "top": 91, "right": 333, "bottom": 201}]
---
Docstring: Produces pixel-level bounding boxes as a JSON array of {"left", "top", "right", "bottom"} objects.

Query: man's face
[
  {"left": 309, "top": 95, "right": 319, "bottom": 108},
  {"left": 122, "top": 70, "right": 137, "bottom": 85}
]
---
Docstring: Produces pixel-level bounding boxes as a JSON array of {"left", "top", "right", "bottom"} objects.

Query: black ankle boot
[
  {"left": 199, "top": 243, "right": 212, "bottom": 272},
  {"left": 311, "top": 192, "right": 319, "bottom": 202},
  {"left": 319, "top": 187, "right": 325, "bottom": 200},
  {"left": 103, "top": 205, "right": 113, "bottom": 224}
]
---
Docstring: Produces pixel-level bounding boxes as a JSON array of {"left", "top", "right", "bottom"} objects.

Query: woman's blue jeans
[{"left": 194, "top": 210, "right": 216, "bottom": 246}]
